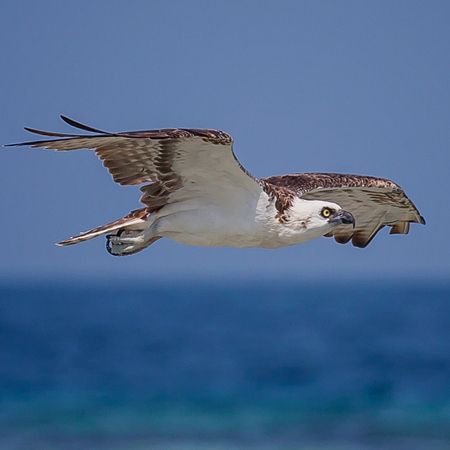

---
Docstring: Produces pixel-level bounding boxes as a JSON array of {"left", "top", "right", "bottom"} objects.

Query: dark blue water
[{"left": 0, "top": 279, "right": 449, "bottom": 449}]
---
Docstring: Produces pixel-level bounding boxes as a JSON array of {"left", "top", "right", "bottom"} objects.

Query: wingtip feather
[{"left": 59, "top": 115, "right": 109, "bottom": 134}]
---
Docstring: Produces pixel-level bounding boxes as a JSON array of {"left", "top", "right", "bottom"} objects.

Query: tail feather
[{"left": 57, "top": 208, "right": 149, "bottom": 246}]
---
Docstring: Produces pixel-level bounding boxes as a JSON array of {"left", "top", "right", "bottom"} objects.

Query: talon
[
  {"left": 106, "top": 231, "right": 123, "bottom": 255},
  {"left": 105, "top": 228, "right": 152, "bottom": 256},
  {"left": 106, "top": 237, "right": 129, "bottom": 257},
  {"left": 106, "top": 235, "right": 114, "bottom": 254},
  {"left": 106, "top": 228, "right": 123, "bottom": 243}
]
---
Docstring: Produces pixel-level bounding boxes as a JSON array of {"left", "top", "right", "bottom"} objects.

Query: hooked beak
[{"left": 329, "top": 210, "right": 355, "bottom": 228}]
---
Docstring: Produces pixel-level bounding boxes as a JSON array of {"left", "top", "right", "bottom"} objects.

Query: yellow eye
[{"left": 321, "top": 208, "right": 332, "bottom": 218}]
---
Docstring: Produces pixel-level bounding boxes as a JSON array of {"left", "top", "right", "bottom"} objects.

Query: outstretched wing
[
  {"left": 262, "top": 173, "right": 425, "bottom": 248},
  {"left": 7, "top": 116, "right": 262, "bottom": 213}
]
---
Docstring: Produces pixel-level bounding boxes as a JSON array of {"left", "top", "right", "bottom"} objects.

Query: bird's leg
[
  {"left": 106, "top": 228, "right": 159, "bottom": 256},
  {"left": 107, "top": 229, "right": 147, "bottom": 244}
]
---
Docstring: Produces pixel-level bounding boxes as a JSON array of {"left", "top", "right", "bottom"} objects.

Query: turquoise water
[{"left": 0, "top": 279, "right": 449, "bottom": 449}]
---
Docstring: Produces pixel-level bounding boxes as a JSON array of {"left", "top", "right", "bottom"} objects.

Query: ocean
[{"left": 0, "top": 278, "right": 449, "bottom": 449}]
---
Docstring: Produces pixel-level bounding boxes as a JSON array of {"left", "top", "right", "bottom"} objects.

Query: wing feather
[{"left": 7, "top": 116, "right": 262, "bottom": 213}]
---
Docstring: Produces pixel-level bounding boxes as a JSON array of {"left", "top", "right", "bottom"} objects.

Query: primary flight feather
[{"left": 7, "top": 116, "right": 425, "bottom": 256}]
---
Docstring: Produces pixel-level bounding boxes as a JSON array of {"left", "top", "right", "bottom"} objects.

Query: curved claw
[
  {"left": 106, "top": 235, "right": 119, "bottom": 256},
  {"left": 106, "top": 229, "right": 125, "bottom": 256}
]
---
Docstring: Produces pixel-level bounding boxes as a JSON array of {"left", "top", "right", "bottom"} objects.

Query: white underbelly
[
  {"left": 155, "top": 208, "right": 266, "bottom": 248},
  {"left": 152, "top": 203, "right": 326, "bottom": 249}
]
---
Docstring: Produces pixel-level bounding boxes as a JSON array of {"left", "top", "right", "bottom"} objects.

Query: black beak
[{"left": 329, "top": 210, "right": 355, "bottom": 228}]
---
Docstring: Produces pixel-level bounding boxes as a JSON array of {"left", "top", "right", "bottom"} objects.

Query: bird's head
[{"left": 289, "top": 198, "right": 355, "bottom": 233}]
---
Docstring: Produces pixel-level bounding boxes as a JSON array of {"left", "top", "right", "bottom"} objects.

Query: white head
[{"left": 288, "top": 198, "right": 355, "bottom": 236}]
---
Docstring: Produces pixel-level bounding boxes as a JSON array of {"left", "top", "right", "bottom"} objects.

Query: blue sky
[{"left": 1, "top": 1, "right": 449, "bottom": 282}]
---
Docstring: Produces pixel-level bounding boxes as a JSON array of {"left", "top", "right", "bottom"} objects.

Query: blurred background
[{"left": 1, "top": 1, "right": 449, "bottom": 448}]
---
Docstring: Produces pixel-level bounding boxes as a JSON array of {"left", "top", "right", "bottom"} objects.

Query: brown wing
[
  {"left": 262, "top": 173, "right": 425, "bottom": 248},
  {"left": 7, "top": 115, "right": 261, "bottom": 214}
]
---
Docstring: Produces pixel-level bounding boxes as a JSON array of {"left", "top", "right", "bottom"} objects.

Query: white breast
[{"left": 151, "top": 192, "right": 330, "bottom": 249}]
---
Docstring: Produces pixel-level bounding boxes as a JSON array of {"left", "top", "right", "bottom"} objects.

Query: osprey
[{"left": 7, "top": 116, "right": 425, "bottom": 256}]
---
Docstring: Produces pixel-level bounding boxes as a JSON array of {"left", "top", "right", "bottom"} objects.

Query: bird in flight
[{"left": 7, "top": 116, "right": 425, "bottom": 256}]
